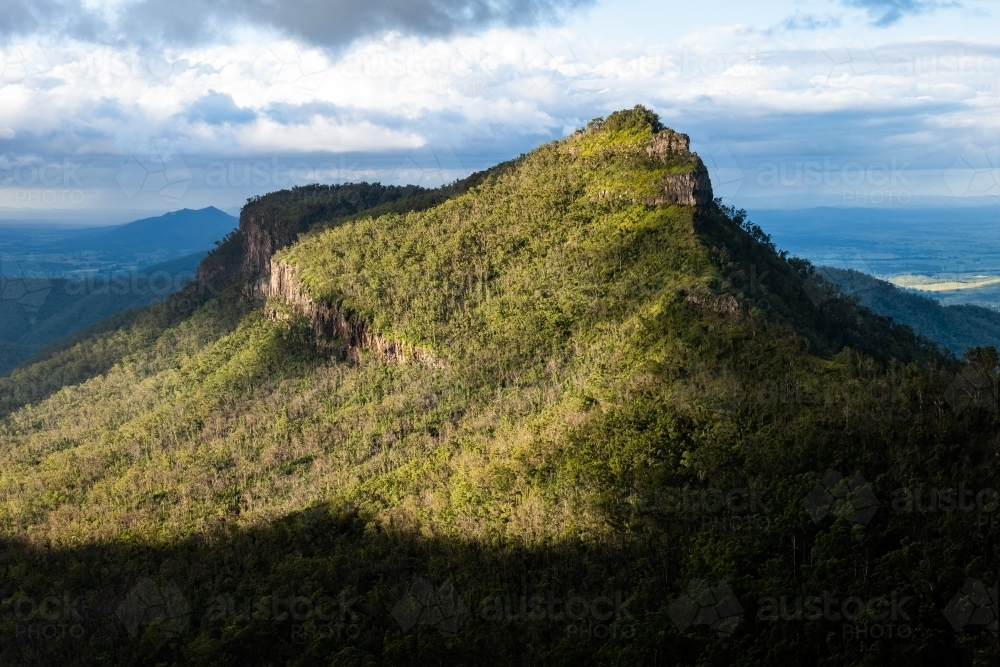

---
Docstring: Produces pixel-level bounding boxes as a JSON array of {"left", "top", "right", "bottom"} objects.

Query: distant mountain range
[
  {"left": 0, "top": 207, "right": 236, "bottom": 373},
  {"left": 51, "top": 206, "right": 237, "bottom": 256},
  {"left": 819, "top": 265, "right": 1000, "bottom": 356},
  {"left": 0, "top": 252, "right": 205, "bottom": 375},
  {"left": 0, "top": 206, "right": 237, "bottom": 277}
]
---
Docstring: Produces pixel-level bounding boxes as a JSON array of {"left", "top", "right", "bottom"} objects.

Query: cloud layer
[
  {"left": 844, "top": 0, "right": 960, "bottom": 27},
  {"left": 1, "top": 0, "right": 593, "bottom": 48},
  {"left": 0, "top": 0, "right": 997, "bottom": 218}
]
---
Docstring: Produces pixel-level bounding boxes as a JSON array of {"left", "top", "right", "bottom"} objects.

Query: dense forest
[{"left": 0, "top": 107, "right": 997, "bottom": 666}]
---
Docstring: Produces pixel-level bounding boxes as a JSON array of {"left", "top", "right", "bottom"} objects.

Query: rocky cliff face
[
  {"left": 265, "top": 261, "right": 441, "bottom": 367},
  {"left": 223, "top": 186, "right": 445, "bottom": 366},
  {"left": 648, "top": 166, "right": 714, "bottom": 207},
  {"left": 242, "top": 209, "right": 301, "bottom": 290},
  {"left": 232, "top": 184, "right": 431, "bottom": 299},
  {"left": 191, "top": 202, "right": 300, "bottom": 301},
  {"left": 645, "top": 128, "right": 693, "bottom": 158},
  {"left": 645, "top": 130, "right": 715, "bottom": 206}
]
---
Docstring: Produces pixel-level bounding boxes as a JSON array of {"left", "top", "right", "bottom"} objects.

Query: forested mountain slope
[
  {"left": 820, "top": 265, "right": 1000, "bottom": 356},
  {"left": 0, "top": 107, "right": 996, "bottom": 667},
  {"left": 0, "top": 253, "right": 205, "bottom": 375}
]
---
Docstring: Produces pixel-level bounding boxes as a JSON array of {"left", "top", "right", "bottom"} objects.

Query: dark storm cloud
[
  {"left": 844, "top": 0, "right": 962, "bottom": 26},
  {"left": 0, "top": 0, "right": 593, "bottom": 47}
]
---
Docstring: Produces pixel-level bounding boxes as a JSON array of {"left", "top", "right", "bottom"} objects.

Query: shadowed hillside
[
  {"left": 0, "top": 253, "right": 207, "bottom": 375},
  {"left": 819, "top": 265, "right": 1000, "bottom": 357}
]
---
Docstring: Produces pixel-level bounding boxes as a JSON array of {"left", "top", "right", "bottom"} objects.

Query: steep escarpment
[
  {"left": 644, "top": 129, "right": 714, "bottom": 206},
  {"left": 259, "top": 111, "right": 717, "bottom": 366},
  {"left": 265, "top": 260, "right": 441, "bottom": 366},
  {"left": 224, "top": 173, "right": 500, "bottom": 300},
  {"left": 237, "top": 183, "right": 429, "bottom": 292}
]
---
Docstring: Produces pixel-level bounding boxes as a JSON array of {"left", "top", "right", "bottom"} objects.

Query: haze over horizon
[{"left": 1, "top": 0, "right": 999, "bottom": 224}]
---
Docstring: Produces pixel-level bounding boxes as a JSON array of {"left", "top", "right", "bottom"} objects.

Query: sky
[{"left": 0, "top": 0, "right": 999, "bottom": 224}]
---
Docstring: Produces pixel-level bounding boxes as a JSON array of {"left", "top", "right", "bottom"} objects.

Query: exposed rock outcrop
[
  {"left": 645, "top": 129, "right": 692, "bottom": 159},
  {"left": 645, "top": 130, "right": 715, "bottom": 207},
  {"left": 686, "top": 290, "right": 740, "bottom": 315},
  {"left": 265, "top": 261, "right": 442, "bottom": 367},
  {"left": 648, "top": 163, "right": 715, "bottom": 207},
  {"left": 242, "top": 208, "right": 302, "bottom": 291}
]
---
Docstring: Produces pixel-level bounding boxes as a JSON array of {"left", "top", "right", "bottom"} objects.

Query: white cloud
[
  {"left": 237, "top": 117, "right": 424, "bottom": 154},
  {"left": 0, "top": 1, "right": 999, "bottom": 214}
]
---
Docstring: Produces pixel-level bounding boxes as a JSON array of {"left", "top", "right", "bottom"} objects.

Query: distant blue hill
[
  {"left": 1, "top": 207, "right": 237, "bottom": 277},
  {"left": 58, "top": 206, "right": 237, "bottom": 260}
]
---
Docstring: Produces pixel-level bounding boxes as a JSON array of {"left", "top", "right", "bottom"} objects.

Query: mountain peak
[{"left": 567, "top": 105, "right": 713, "bottom": 206}]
